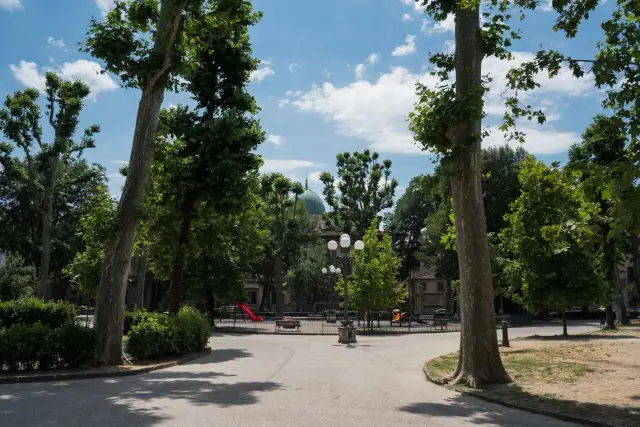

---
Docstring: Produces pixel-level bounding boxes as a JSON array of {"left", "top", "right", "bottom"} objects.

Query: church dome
[{"left": 297, "top": 179, "right": 326, "bottom": 215}]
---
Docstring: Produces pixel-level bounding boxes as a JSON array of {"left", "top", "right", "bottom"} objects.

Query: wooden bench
[
  {"left": 430, "top": 317, "right": 449, "bottom": 330},
  {"left": 276, "top": 319, "right": 301, "bottom": 331}
]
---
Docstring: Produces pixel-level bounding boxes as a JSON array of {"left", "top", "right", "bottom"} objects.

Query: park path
[{"left": 0, "top": 322, "right": 598, "bottom": 427}]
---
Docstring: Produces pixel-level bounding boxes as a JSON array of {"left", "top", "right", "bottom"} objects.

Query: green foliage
[
  {"left": 0, "top": 297, "right": 76, "bottom": 329},
  {"left": 500, "top": 156, "right": 608, "bottom": 312},
  {"left": 54, "top": 323, "right": 98, "bottom": 368},
  {"left": 126, "top": 307, "right": 209, "bottom": 359},
  {"left": 0, "top": 252, "right": 36, "bottom": 301},
  {"left": 64, "top": 186, "right": 117, "bottom": 298},
  {"left": 285, "top": 240, "right": 334, "bottom": 305},
  {"left": 173, "top": 306, "right": 210, "bottom": 354},
  {"left": 0, "top": 322, "right": 96, "bottom": 371},
  {"left": 320, "top": 150, "right": 398, "bottom": 238},
  {"left": 385, "top": 174, "right": 441, "bottom": 279},
  {"left": 123, "top": 307, "right": 156, "bottom": 335},
  {"left": 339, "top": 221, "right": 405, "bottom": 314}
]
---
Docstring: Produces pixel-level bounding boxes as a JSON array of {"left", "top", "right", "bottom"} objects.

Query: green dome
[{"left": 298, "top": 188, "right": 326, "bottom": 215}]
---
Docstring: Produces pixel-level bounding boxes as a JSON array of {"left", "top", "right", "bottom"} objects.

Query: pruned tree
[
  {"left": 82, "top": 0, "right": 262, "bottom": 364},
  {"left": 0, "top": 75, "right": 99, "bottom": 299},
  {"left": 320, "top": 150, "right": 398, "bottom": 238}
]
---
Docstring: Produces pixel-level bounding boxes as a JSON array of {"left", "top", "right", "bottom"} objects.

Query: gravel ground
[{"left": 0, "top": 321, "right": 599, "bottom": 427}]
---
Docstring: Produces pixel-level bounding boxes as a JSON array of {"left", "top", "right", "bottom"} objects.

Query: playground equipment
[{"left": 238, "top": 303, "right": 264, "bottom": 322}]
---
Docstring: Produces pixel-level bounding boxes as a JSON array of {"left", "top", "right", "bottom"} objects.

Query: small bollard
[{"left": 501, "top": 319, "right": 510, "bottom": 347}]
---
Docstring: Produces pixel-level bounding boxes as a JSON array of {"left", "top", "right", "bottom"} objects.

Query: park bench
[
  {"left": 430, "top": 316, "right": 449, "bottom": 330},
  {"left": 276, "top": 319, "right": 301, "bottom": 331}
]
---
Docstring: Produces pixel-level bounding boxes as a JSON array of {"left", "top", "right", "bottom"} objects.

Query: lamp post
[{"left": 327, "top": 234, "right": 364, "bottom": 344}]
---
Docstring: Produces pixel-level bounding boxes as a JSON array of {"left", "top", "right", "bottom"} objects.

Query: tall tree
[
  {"left": 320, "top": 150, "right": 398, "bottom": 238},
  {"left": 385, "top": 174, "right": 440, "bottom": 280},
  {"left": 82, "top": 0, "right": 261, "bottom": 364},
  {"left": 0, "top": 76, "right": 99, "bottom": 299},
  {"left": 408, "top": 0, "right": 519, "bottom": 386},
  {"left": 500, "top": 156, "right": 608, "bottom": 335},
  {"left": 567, "top": 115, "right": 633, "bottom": 326},
  {"left": 285, "top": 240, "right": 335, "bottom": 308},
  {"left": 339, "top": 220, "right": 405, "bottom": 328},
  {"left": 0, "top": 252, "right": 36, "bottom": 301},
  {"left": 258, "top": 173, "right": 312, "bottom": 317}
]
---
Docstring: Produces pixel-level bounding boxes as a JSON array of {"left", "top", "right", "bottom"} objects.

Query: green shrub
[
  {"left": 0, "top": 298, "right": 76, "bottom": 329},
  {"left": 0, "top": 323, "right": 54, "bottom": 371},
  {"left": 174, "top": 306, "right": 210, "bottom": 354},
  {"left": 123, "top": 308, "right": 155, "bottom": 335},
  {"left": 126, "top": 313, "right": 178, "bottom": 359},
  {"left": 55, "top": 323, "right": 97, "bottom": 368}
]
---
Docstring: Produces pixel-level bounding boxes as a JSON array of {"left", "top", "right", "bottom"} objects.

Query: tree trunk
[
  {"left": 169, "top": 195, "right": 196, "bottom": 313},
  {"left": 134, "top": 247, "right": 148, "bottom": 309},
  {"left": 205, "top": 289, "right": 215, "bottom": 325},
  {"left": 614, "top": 267, "right": 630, "bottom": 325},
  {"left": 36, "top": 155, "right": 60, "bottom": 300},
  {"left": 561, "top": 309, "right": 568, "bottom": 336},
  {"left": 448, "top": 3, "right": 510, "bottom": 388},
  {"left": 259, "top": 284, "right": 268, "bottom": 312},
  {"left": 631, "top": 231, "right": 640, "bottom": 296},
  {"left": 274, "top": 254, "right": 284, "bottom": 317},
  {"left": 92, "top": 0, "right": 187, "bottom": 365},
  {"left": 603, "top": 227, "right": 618, "bottom": 330}
]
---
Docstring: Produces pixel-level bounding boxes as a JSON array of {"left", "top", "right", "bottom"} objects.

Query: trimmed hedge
[
  {"left": 123, "top": 308, "right": 156, "bottom": 335},
  {"left": 0, "top": 298, "right": 76, "bottom": 329},
  {"left": 0, "top": 323, "right": 96, "bottom": 371},
  {"left": 126, "top": 306, "right": 209, "bottom": 359}
]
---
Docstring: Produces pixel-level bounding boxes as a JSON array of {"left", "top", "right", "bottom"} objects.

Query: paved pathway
[{"left": 0, "top": 322, "right": 599, "bottom": 427}]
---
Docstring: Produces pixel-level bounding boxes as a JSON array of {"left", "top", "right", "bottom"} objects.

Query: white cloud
[
  {"left": 402, "top": 13, "right": 413, "bottom": 22},
  {"left": 266, "top": 134, "right": 284, "bottom": 145},
  {"left": 400, "top": 0, "right": 425, "bottom": 12},
  {"left": 250, "top": 67, "right": 275, "bottom": 83},
  {"left": 112, "top": 160, "right": 128, "bottom": 164},
  {"left": 483, "top": 125, "right": 579, "bottom": 154},
  {"left": 0, "top": 0, "right": 21, "bottom": 10},
  {"left": 289, "top": 51, "right": 596, "bottom": 155},
  {"left": 261, "top": 159, "right": 323, "bottom": 174},
  {"left": 48, "top": 56, "right": 55, "bottom": 64},
  {"left": 47, "top": 36, "right": 66, "bottom": 49},
  {"left": 421, "top": 14, "right": 455, "bottom": 34},
  {"left": 277, "top": 99, "right": 290, "bottom": 108},
  {"left": 392, "top": 35, "right": 417, "bottom": 57},
  {"left": 443, "top": 39, "right": 455, "bottom": 54},
  {"left": 289, "top": 63, "right": 300, "bottom": 73},
  {"left": 261, "top": 58, "right": 272, "bottom": 65},
  {"left": 9, "top": 61, "right": 46, "bottom": 90},
  {"left": 354, "top": 64, "right": 366, "bottom": 80},
  {"left": 9, "top": 59, "right": 119, "bottom": 100},
  {"left": 166, "top": 103, "right": 177, "bottom": 110},
  {"left": 96, "top": 0, "right": 115, "bottom": 16},
  {"left": 309, "top": 171, "right": 323, "bottom": 184},
  {"left": 367, "top": 53, "right": 381, "bottom": 65},
  {"left": 539, "top": 1, "right": 553, "bottom": 12}
]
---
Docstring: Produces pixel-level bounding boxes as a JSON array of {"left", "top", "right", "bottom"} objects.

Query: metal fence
[{"left": 212, "top": 313, "right": 462, "bottom": 335}]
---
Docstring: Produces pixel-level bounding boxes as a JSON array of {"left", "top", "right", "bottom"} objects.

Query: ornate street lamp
[{"left": 327, "top": 234, "right": 364, "bottom": 344}]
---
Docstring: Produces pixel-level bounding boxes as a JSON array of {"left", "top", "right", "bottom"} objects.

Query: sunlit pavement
[{"left": 0, "top": 322, "right": 598, "bottom": 427}]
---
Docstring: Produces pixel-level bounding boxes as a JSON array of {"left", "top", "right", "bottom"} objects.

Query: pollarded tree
[
  {"left": 500, "top": 156, "right": 608, "bottom": 336},
  {"left": 338, "top": 220, "right": 405, "bottom": 328},
  {"left": 320, "top": 150, "right": 398, "bottom": 238},
  {"left": 82, "top": 0, "right": 263, "bottom": 364},
  {"left": 0, "top": 75, "right": 99, "bottom": 299}
]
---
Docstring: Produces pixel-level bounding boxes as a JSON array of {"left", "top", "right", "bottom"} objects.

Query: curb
[
  {"left": 421, "top": 365, "right": 624, "bottom": 427},
  {"left": 212, "top": 327, "right": 459, "bottom": 336},
  {"left": 0, "top": 348, "right": 212, "bottom": 385}
]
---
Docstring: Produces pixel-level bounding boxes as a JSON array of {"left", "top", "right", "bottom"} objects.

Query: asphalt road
[{"left": 0, "top": 322, "right": 599, "bottom": 427}]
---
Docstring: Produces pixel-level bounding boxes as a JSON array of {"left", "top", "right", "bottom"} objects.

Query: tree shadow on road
[
  {"left": 0, "top": 351, "right": 282, "bottom": 427},
  {"left": 517, "top": 334, "right": 638, "bottom": 341}
]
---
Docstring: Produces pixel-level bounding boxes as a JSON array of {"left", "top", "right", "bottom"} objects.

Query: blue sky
[{"left": 0, "top": 0, "right": 615, "bottom": 200}]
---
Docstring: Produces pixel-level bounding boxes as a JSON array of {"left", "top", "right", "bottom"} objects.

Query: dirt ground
[{"left": 426, "top": 322, "right": 640, "bottom": 427}]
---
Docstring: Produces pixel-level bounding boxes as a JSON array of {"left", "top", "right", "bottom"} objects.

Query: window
[
  {"left": 437, "top": 282, "right": 445, "bottom": 292},
  {"left": 270, "top": 291, "right": 277, "bottom": 305},
  {"left": 247, "top": 291, "right": 257, "bottom": 305}
]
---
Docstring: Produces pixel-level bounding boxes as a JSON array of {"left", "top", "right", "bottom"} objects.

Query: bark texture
[
  {"left": 274, "top": 254, "right": 284, "bottom": 317},
  {"left": 36, "top": 155, "right": 60, "bottom": 299},
  {"left": 631, "top": 231, "right": 640, "bottom": 296},
  {"left": 93, "top": 0, "right": 186, "bottom": 366},
  {"left": 449, "top": 4, "right": 510, "bottom": 387},
  {"left": 134, "top": 247, "right": 148, "bottom": 308},
  {"left": 561, "top": 309, "right": 568, "bottom": 336}
]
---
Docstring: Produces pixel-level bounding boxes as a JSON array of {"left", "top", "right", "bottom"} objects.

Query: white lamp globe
[
  {"left": 328, "top": 240, "right": 338, "bottom": 251},
  {"left": 329, "top": 265, "right": 336, "bottom": 273},
  {"left": 321, "top": 267, "right": 327, "bottom": 274},
  {"left": 335, "top": 267, "right": 342, "bottom": 274},
  {"left": 354, "top": 240, "right": 365, "bottom": 250},
  {"left": 340, "top": 233, "right": 351, "bottom": 248}
]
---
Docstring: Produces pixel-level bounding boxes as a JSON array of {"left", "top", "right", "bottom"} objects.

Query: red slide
[{"left": 238, "top": 303, "right": 264, "bottom": 322}]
